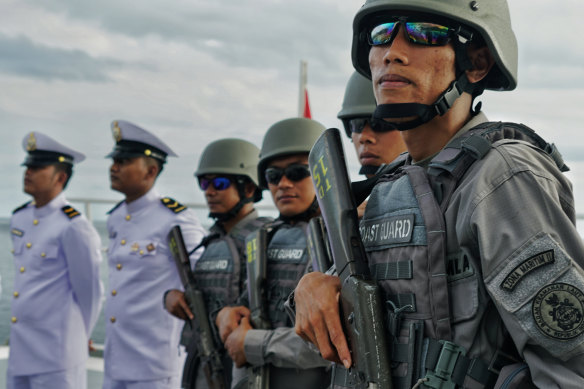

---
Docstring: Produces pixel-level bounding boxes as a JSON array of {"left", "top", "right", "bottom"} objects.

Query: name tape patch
[
  {"left": 11, "top": 228, "right": 24, "bottom": 237},
  {"left": 360, "top": 214, "right": 415, "bottom": 248},
  {"left": 267, "top": 248, "right": 305, "bottom": 261},
  {"left": 196, "top": 259, "right": 230, "bottom": 272},
  {"left": 501, "top": 250, "right": 555, "bottom": 291}
]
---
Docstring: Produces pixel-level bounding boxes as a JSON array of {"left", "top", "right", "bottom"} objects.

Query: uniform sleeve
[
  {"left": 465, "top": 143, "right": 584, "bottom": 386},
  {"left": 61, "top": 219, "right": 104, "bottom": 335},
  {"left": 244, "top": 327, "right": 331, "bottom": 369},
  {"left": 175, "top": 209, "right": 207, "bottom": 265}
]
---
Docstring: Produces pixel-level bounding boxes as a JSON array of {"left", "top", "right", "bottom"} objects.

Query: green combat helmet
[
  {"left": 196, "top": 138, "right": 262, "bottom": 220},
  {"left": 258, "top": 117, "right": 326, "bottom": 189},
  {"left": 337, "top": 71, "right": 377, "bottom": 138},
  {"left": 351, "top": 0, "right": 518, "bottom": 130}
]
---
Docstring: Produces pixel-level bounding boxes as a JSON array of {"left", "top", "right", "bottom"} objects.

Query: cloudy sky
[{"left": 1, "top": 0, "right": 583, "bottom": 223}]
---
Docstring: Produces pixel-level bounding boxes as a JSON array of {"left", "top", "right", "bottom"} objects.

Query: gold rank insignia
[
  {"left": 131, "top": 242, "right": 139, "bottom": 252},
  {"left": 11, "top": 228, "right": 24, "bottom": 237},
  {"left": 61, "top": 206, "right": 81, "bottom": 219},
  {"left": 26, "top": 132, "right": 36, "bottom": 151},
  {"left": 112, "top": 121, "right": 122, "bottom": 142},
  {"left": 146, "top": 243, "right": 155, "bottom": 252},
  {"left": 161, "top": 197, "right": 187, "bottom": 213}
]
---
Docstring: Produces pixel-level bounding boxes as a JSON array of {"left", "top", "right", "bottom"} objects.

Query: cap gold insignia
[
  {"left": 27, "top": 133, "right": 37, "bottom": 151},
  {"left": 146, "top": 243, "right": 155, "bottom": 252},
  {"left": 144, "top": 149, "right": 152, "bottom": 156},
  {"left": 112, "top": 121, "right": 122, "bottom": 142},
  {"left": 58, "top": 156, "right": 65, "bottom": 162}
]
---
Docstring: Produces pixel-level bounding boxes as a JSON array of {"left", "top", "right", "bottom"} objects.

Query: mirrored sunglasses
[
  {"left": 198, "top": 176, "right": 232, "bottom": 191},
  {"left": 369, "top": 18, "right": 453, "bottom": 47},
  {"left": 265, "top": 164, "right": 311, "bottom": 185}
]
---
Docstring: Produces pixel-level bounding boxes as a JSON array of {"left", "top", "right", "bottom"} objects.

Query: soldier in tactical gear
[
  {"left": 338, "top": 71, "right": 406, "bottom": 178},
  {"left": 216, "top": 118, "right": 332, "bottom": 389},
  {"left": 164, "top": 138, "right": 271, "bottom": 389},
  {"left": 294, "top": 0, "right": 584, "bottom": 388}
]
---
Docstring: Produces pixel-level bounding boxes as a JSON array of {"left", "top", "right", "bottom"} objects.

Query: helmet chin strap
[
  {"left": 372, "top": 73, "right": 475, "bottom": 131},
  {"left": 208, "top": 177, "right": 254, "bottom": 222},
  {"left": 279, "top": 196, "right": 319, "bottom": 224},
  {"left": 372, "top": 29, "right": 484, "bottom": 131}
]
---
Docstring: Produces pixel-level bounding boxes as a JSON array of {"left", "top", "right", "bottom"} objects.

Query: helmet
[
  {"left": 352, "top": 0, "right": 517, "bottom": 91},
  {"left": 195, "top": 138, "right": 262, "bottom": 202},
  {"left": 337, "top": 71, "right": 377, "bottom": 137},
  {"left": 258, "top": 118, "right": 326, "bottom": 188},
  {"left": 196, "top": 138, "right": 260, "bottom": 186}
]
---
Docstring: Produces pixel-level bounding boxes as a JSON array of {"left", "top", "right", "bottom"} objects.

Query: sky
[{"left": 1, "top": 0, "right": 583, "bottom": 223}]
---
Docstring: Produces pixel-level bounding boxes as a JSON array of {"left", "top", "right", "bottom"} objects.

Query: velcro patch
[
  {"left": 532, "top": 282, "right": 584, "bottom": 340},
  {"left": 501, "top": 250, "right": 555, "bottom": 291},
  {"left": 359, "top": 214, "right": 415, "bottom": 248},
  {"left": 161, "top": 197, "right": 187, "bottom": 213},
  {"left": 11, "top": 228, "right": 24, "bottom": 237}
]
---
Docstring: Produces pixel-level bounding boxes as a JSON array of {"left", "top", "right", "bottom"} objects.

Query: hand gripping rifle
[
  {"left": 168, "top": 225, "right": 227, "bottom": 389},
  {"left": 245, "top": 229, "right": 271, "bottom": 389},
  {"left": 308, "top": 128, "right": 392, "bottom": 389}
]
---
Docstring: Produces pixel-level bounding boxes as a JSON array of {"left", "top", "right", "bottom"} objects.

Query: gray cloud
[
  {"left": 0, "top": 34, "right": 123, "bottom": 82},
  {"left": 27, "top": 0, "right": 356, "bottom": 87}
]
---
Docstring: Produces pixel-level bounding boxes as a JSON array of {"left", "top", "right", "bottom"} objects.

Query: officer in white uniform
[
  {"left": 103, "top": 120, "right": 206, "bottom": 389},
  {"left": 8, "top": 132, "right": 104, "bottom": 389}
]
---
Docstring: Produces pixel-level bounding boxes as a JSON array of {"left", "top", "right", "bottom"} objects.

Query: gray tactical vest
[
  {"left": 337, "top": 122, "right": 567, "bottom": 389},
  {"left": 258, "top": 220, "right": 332, "bottom": 389}
]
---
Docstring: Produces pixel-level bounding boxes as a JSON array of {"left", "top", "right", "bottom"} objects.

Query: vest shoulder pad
[
  {"left": 107, "top": 200, "right": 124, "bottom": 214},
  {"left": 12, "top": 201, "right": 31, "bottom": 214},
  {"left": 62, "top": 205, "right": 81, "bottom": 219},
  {"left": 161, "top": 197, "right": 188, "bottom": 213}
]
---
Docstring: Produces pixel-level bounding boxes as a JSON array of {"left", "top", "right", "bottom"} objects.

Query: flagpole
[{"left": 298, "top": 60, "right": 307, "bottom": 117}]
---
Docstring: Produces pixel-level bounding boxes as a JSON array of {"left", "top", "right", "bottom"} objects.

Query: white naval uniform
[
  {"left": 104, "top": 188, "right": 206, "bottom": 387},
  {"left": 8, "top": 192, "right": 104, "bottom": 388}
]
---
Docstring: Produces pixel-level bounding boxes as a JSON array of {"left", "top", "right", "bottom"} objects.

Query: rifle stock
[
  {"left": 168, "top": 225, "right": 227, "bottom": 389},
  {"left": 245, "top": 229, "right": 270, "bottom": 389},
  {"left": 308, "top": 128, "right": 392, "bottom": 389}
]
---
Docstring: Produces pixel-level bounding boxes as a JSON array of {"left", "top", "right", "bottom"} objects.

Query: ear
[
  {"left": 465, "top": 45, "right": 495, "bottom": 84},
  {"left": 144, "top": 161, "right": 159, "bottom": 181},
  {"left": 243, "top": 182, "right": 256, "bottom": 200},
  {"left": 54, "top": 170, "right": 68, "bottom": 188}
]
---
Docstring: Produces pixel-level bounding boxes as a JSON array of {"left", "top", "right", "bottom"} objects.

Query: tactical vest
[
  {"left": 264, "top": 221, "right": 311, "bottom": 328},
  {"left": 194, "top": 217, "right": 272, "bottom": 315},
  {"left": 347, "top": 122, "right": 567, "bottom": 389}
]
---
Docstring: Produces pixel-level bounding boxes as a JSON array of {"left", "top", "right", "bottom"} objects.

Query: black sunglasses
[
  {"left": 265, "top": 164, "right": 311, "bottom": 185},
  {"left": 343, "top": 117, "right": 396, "bottom": 137},
  {"left": 198, "top": 176, "right": 232, "bottom": 191}
]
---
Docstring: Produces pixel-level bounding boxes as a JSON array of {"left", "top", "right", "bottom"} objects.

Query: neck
[
  {"left": 124, "top": 184, "right": 152, "bottom": 204},
  {"left": 221, "top": 203, "right": 254, "bottom": 233},
  {"left": 33, "top": 190, "right": 61, "bottom": 208},
  {"left": 402, "top": 94, "right": 472, "bottom": 162}
]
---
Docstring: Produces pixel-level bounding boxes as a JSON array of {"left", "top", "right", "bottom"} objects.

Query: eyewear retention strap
[
  {"left": 369, "top": 18, "right": 453, "bottom": 47},
  {"left": 265, "top": 164, "right": 311, "bottom": 185}
]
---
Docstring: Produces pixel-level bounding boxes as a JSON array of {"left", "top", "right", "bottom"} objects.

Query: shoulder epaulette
[
  {"left": 12, "top": 201, "right": 31, "bottom": 214},
  {"left": 107, "top": 200, "right": 124, "bottom": 215},
  {"left": 161, "top": 197, "right": 187, "bottom": 213},
  {"left": 62, "top": 205, "right": 81, "bottom": 219}
]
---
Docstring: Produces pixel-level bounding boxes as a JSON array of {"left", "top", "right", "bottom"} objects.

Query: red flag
[{"left": 303, "top": 89, "right": 312, "bottom": 119}]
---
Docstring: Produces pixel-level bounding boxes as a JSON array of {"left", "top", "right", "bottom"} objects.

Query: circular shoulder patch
[{"left": 532, "top": 282, "right": 584, "bottom": 340}]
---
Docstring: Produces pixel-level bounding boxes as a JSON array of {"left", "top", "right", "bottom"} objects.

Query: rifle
[
  {"left": 245, "top": 229, "right": 271, "bottom": 389},
  {"left": 306, "top": 216, "right": 334, "bottom": 273},
  {"left": 308, "top": 128, "right": 392, "bottom": 389},
  {"left": 168, "top": 225, "right": 227, "bottom": 389}
]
